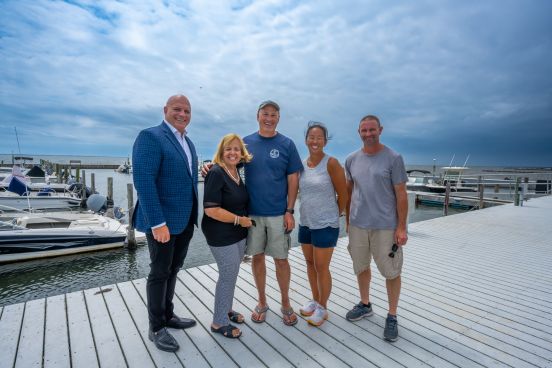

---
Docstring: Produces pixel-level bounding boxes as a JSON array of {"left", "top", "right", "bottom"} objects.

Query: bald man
[{"left": 133, "top": 95, "right": 199, "bottom": 352}]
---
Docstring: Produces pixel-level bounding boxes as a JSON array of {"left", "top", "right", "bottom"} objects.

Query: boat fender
[{"left": 87, "top": 194, "right": 107, "bottom": 213}]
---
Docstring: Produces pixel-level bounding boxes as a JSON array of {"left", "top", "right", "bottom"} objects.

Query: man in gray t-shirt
[{"left": 344, "top": 114, "right": 408, "bottom": 342}]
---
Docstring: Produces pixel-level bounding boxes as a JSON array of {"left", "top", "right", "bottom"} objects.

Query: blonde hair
[{"left": 212, "top": 133, "right": 253, "bottom": 165}]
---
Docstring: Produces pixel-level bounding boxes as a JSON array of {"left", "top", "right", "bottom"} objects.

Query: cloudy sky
[{"left": 1, "top": 0, "right": 551, "bottom": 167}]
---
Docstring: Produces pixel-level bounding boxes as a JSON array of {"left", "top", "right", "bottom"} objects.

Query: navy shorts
[{"left": 298, "top": 225, "right": 339, "bottom": 248}]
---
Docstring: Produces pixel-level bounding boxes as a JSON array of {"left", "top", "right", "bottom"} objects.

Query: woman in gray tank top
[{"left": 298, "top": 122, "right": 348, "bottom": 326}]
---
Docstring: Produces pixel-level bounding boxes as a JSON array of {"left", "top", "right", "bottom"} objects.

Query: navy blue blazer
[{"left": 132, "top": 122, "right": 198, "bottom": 234}]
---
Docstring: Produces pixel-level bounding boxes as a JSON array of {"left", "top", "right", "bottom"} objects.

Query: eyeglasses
[{"left": 388, "top": 243, "right": 399, "bottom": 258}]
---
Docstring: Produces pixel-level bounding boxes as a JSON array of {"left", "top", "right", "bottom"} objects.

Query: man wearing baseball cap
[{"left": 243, "top": 100, "right": 303, "bottom": 326}]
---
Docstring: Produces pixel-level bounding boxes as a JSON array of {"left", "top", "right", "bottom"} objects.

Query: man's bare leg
[
  {"left": 357, "top": 268, "right": 371, "bottom": 304},
  {"left": 386, "top": 275, "right": 401, "bottom": 315},
  {"left": 274, "top": 258, "right": 291, "bottom": 308},
  {"left": 251, "top": 253, "right": 268, "bottom": 321}
]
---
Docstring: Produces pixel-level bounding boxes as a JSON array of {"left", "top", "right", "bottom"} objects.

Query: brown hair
[{"left": 359, "top": 114, "right": 381, "bottom": 127}]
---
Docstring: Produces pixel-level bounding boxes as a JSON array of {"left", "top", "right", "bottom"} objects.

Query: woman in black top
[{"left": 202, "top": 133, "right": 253, "bottom": 338}]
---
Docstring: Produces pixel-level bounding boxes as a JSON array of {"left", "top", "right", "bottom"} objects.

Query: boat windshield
[{"left": 0, "top": 221, "right": 27, "bottom": 231}]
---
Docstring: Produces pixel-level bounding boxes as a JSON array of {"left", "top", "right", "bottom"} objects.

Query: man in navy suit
[{"left": 132, "top": 94, "right": 198, "bottom": 352}]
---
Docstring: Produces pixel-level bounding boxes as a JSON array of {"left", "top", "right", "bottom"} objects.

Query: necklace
[{"left": 222, "top": 164, "right": 240, "bottom": 185}]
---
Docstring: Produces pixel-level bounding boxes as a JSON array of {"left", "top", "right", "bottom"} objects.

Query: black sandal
[
  {"left": 211, "top": 324, "right": 242, "bottom": 338},
  {"left": 228, "top": 311, "right": 245, "bottom": 324}
]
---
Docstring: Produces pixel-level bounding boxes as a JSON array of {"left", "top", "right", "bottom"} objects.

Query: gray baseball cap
[{"left": 258, "top": 100, "right": 280, "bottom": 112}]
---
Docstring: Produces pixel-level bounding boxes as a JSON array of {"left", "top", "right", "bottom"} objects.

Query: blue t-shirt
[{"left": 243, "top": 132, "right": 303, "bottom": 216}]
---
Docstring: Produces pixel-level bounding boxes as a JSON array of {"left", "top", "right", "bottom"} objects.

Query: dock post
[
  {"left": 478, "top": 175, "right": 484, "bottom": 209},
  {"left": 55, "top": 164, "right": 60, "bottom": 183},
  {"left": 522, "top": 177, "right": 529, "bottom": 206},
  {"left": 90, "top": 173, "right": 96, "bottom": 194},
  {"left": 76, "top": 167, "right": 81, "bottom": 183},
  {"left": 107, "top": 177, "right": 114, "bottom": 208},
  {"left": 514, "top": 177, "right": 521, "bottom": 206},
  {"left": 407, "top": 192, "right": 416, "bottom": 227},
  {"left": 81, "top": 170, "right": 87, "bottom": 202},
  {"left": 443, "top": 181, "right": 451, "bottom": 216},
  {"left": 126, "top": 183, "right": 137, "bottom": 249}
]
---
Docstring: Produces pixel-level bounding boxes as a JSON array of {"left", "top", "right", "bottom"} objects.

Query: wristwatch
[{"left": 285, "top": 208, "right": 295, "bottom": 214}]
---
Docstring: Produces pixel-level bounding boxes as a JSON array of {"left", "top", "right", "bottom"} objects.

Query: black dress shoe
[
  {"left": 148, "top": 327, "right": 179, "bottom": 352},
  {"left": 166, "top": 315, "right": 197, "bottom": 329}
]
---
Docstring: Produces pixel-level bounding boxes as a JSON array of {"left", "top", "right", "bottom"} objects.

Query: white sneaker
[
  {"left": 306, "top": 305, "right": 328, "bottom": 326},
  {"left": 300, "top": 300, "right": 318, "bottom": 316}
]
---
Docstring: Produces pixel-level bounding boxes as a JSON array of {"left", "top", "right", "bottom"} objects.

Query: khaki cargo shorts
[
  {"left": 347, "top": 225, "right": 403, "bottom": 279},
  {"left": 246, "top": 215, "right": 291, "bottom": 259}
]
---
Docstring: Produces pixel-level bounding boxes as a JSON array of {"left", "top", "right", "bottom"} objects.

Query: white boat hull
[{"left": 0, "top": 195, "right": 81, "bottom": 211}]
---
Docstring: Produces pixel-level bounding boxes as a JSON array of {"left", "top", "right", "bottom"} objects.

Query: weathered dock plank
[
  {"left": 65, "top": 290, "right": 98, "bottom": 368},
  {"left": 132, "top": 277, "right": 232, "bottom": 368},
  {"left": 184, "top": 267, "right": 294, "bottom": 368},
  {"left": 100, "top": 284, "right": 154, "bottom": 368},
  {"left": 0, "top": 303, "right": 24, "bottom": 368},
  {"left": 233, "top": 263, "right": 378, "bottom": 368},
  {"left": 197, "top": 265, "right": 328, "bottom": 368},
  {"left": 15, "top": 298, "right": 44, "bottom": 368},
  {"left": 117, "top": 280, "right": 182, "bottom": 368},
  {"left": 44, "top": 294, "right": 70, "bottom": 368},
  {"left": 282, "top": 255, "right": 467, "bottom": 368},
  {"left": 83, "top": 287, "right": 127, "bottom": 368}
]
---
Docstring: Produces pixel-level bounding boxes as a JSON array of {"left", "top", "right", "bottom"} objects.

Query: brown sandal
[
  {"left": 281, "top": 307, "right": 298, "bottom": 326},
  {"left": 251, "top": 305, "right": 269, "bottom": 323}
]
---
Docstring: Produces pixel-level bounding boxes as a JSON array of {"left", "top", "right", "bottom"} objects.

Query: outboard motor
[
  {"left": 68, "top": 183, "right": 94, "bottom": 198},
  {"left": 86, "top": 194, "right": 108, "bottom": 213}
]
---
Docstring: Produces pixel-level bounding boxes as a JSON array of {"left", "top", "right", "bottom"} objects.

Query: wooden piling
[
  {"left": 55, "top": 164, "right": 60, "bottom": 183},
  {"left": 443, "top": 181, "right": 451, "bottom": 216},
  {"left": 514, "top": 177, "right": 521, "bottom": 206},
  {"left": 478, "top": 175, "right": 484, "bottom": 209},
  {"left": 81, "top": 170, "right": 87, "bottom": 201},
  {"left": 75, "top": 168, "right": 80, "bottom": 182},
  {"left": 126, "top": 183, "right": 136, "bottom": 249},
  {"left": 90, "top": 173, "right": 96, "bottom": 194},
  {"left": 522, "top": 177, "right": 529, "bottom": 206},
  {"left": 107, "top": 177, "right": 114, "bottom": 208}
]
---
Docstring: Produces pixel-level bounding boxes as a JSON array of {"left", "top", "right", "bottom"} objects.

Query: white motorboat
[
  {"left": 0, "top": 167, "right": 14, "bottom": 182},
  {"left": 0, "top": 211, "right": 143, "bottom": 264},
  {"left": 0, "top": 166, "right": 68, "bottom": 192},
  {"left": 425, "top": 166, "right": 477, "bottom": 193},
  {"left": 115, "top": 162, "right": 132, "bottom": 174},
  {"left": 0, "top": 191, "right": 82, "bottom": 211}
]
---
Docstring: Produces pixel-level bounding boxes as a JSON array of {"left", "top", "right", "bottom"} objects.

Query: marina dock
[{"left": 1, "top": 196, "right": 551, "bottom": 367}]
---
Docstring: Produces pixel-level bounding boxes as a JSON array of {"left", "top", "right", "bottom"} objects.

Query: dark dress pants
[{"left": 146, "top": 218, "right": 194, "bottom": 332}]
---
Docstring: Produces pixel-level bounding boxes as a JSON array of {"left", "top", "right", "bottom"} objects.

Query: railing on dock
[{"left": 415, "top": 173, "right": 551, "bottom": 215}]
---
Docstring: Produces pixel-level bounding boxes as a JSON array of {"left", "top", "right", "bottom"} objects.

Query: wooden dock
[{"left": 1, "top": 196, "right": 551, "bottom": 367}]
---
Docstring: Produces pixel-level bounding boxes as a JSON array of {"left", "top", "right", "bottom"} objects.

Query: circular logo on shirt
[{"left": 270, "top": 149, "right": 280, "bottom": 158}]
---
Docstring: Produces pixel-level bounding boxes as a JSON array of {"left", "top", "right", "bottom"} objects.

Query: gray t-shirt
[{"left": 345, "top": 146, "right": 407, "bottom": 230}]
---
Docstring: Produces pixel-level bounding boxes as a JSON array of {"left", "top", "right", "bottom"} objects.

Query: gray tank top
[{"left": 299, "top": 154, "right": 339, "bottom": 229}]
